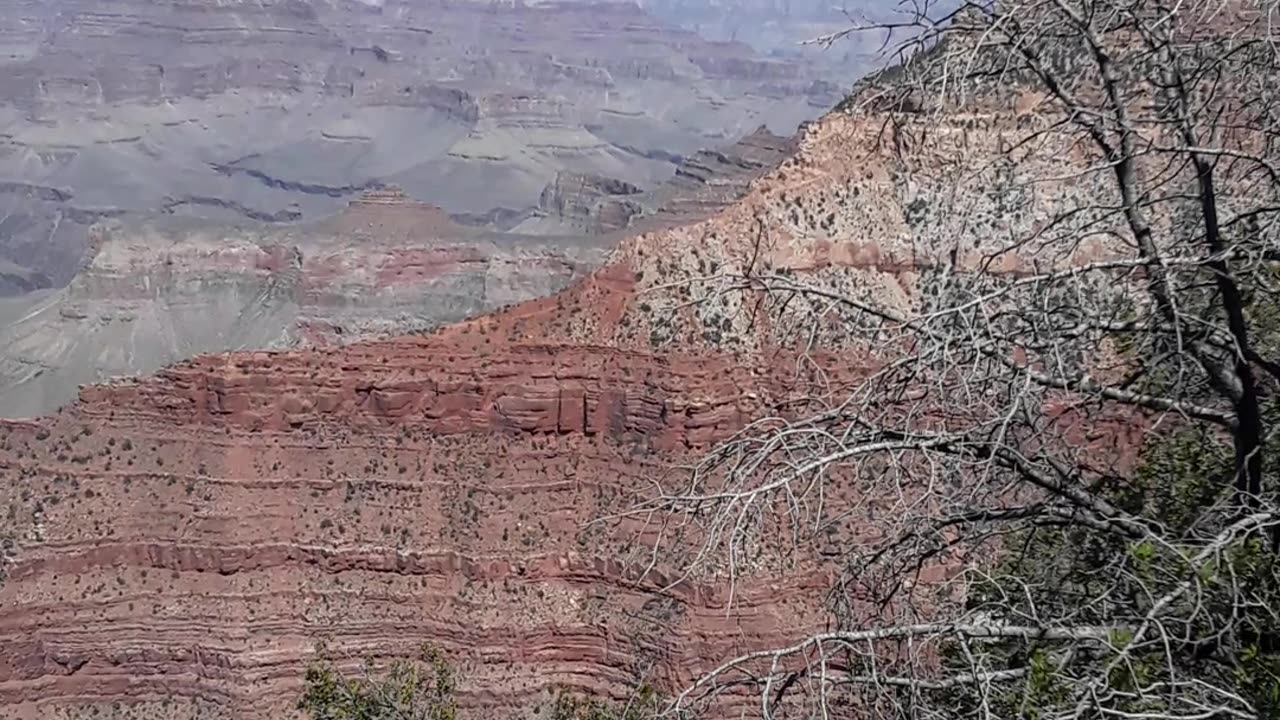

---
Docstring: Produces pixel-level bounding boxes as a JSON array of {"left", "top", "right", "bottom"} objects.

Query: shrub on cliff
[
  {"left": 299, "top": 643, "right": 457, "bottom": 720},
  {"left": 547, "top": 685, "right": 664, "bottom": 720},
  {"left": 928, "top": 425, "right": 1280, "bottom": 719}
]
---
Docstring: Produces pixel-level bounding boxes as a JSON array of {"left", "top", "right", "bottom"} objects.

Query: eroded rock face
[
  {"left": 0, "top": 49, "right": 1119, "bottom": 719},
  {"left": 0, "top": 34, "right": 1134, "bottom": 720},
  {"left": 0, "top": 334, "right": 846, "bottom": 719},
  {"left": 0, "top": 100, "right": 884, "bottom": 716},
  {"left": 0, "top": 0, "right": 843, "bottom": 290},
  {"left": 0, "top": 190, "right": 605, "bottom": 419},
  {"left": 0, "top": 66, "right": 929, "bottom": 720},
  {"left": 1, "top": 6, "right": 1271, "bottom": 719},
  {"left": 0, "top": 127, "right": 792, "bottom": 420},
  {"left": 517, "top": 126, "right": 797, "bottom": 235}
]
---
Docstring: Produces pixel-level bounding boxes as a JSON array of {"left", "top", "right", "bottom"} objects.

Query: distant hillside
[{"left": 0, "top": 0, "right": 845, "bottom": 291}]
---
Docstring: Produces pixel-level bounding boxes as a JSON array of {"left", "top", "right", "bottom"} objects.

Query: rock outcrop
[{"left": 0, "top": 126, "right": 792, "bottom": 420}]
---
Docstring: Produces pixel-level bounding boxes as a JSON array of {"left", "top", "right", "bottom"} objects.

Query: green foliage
[
  {"left": 299, "top": 643, "right": 458, "bottom": 720},
  {"left": 936, "top": 423, "right": 1280, "bottom": 719},
  {"left": 1020, "top": 648, "right": 1069, "bottom": 720},
  {"left": 1236, "top": 641, "right": 1280, "bottom": 717},
  {"left": 547, "top": 685, "right": 663, "bottom": 720},
  {"left": 1126, "top": 425, "right": 1232, "bottom": 531}
]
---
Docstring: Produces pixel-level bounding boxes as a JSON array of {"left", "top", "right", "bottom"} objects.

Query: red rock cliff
[
  {"left": 0, "top": 66, "right": 1120, "bottom": 718},
  {"left": 0, "top": 248, "right": 871, "bottom": 719}
]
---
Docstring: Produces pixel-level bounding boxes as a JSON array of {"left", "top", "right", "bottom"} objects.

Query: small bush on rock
[{"left": 299, "top": 643, "right": 457, "bottom": 720}]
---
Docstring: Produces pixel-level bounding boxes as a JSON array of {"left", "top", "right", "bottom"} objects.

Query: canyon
[
  {"left": 0, "top": 30, "right": 1163, "bottom": 715},
  {"left": 0, "top": 127, "right": 794, "bottom": 419},
  {"left": 638, "top": 0, "right": 892, "bottom": 68},
  {"left": 0, "top": 0, "right": 1274, "bottom": 717},
  {"left": 0, "top": 0, "right": 846, "bottom": 293}
]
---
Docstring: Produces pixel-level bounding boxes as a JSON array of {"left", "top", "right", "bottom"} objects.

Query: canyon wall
[
  {"left": 0, "top": 333, "right": 851, "bottom": 720},
  {"left": 0, "top": 34, "right": 1148, "bottom": 720},
  {"left": 0, "top": 0, "right": 843, "bottom": 292},
  {"left": 0, "top": 94, "right": 910, "bottom": 719},
  {"left": 0, "top": 128, "right": 793, "bottom": 419}
]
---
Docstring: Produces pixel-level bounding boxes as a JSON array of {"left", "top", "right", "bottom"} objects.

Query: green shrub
[
  {"left": 547, "top": 685, "right": 662, "bottom": 720},
  {"left": 299, "top": 643, "right": 457, "bottom": 720}
]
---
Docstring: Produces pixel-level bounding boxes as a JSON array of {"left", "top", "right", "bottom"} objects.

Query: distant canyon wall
[
  {"left": 0, "top": 129, "right": 794, "bottom": 419},
  {"left": 0, "top": 0, "right": 846, "bottom": 290}
]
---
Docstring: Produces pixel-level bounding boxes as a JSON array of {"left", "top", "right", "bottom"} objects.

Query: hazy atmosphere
[{"left": 1, "top": 1, "right": 1277, "bottom": 720}]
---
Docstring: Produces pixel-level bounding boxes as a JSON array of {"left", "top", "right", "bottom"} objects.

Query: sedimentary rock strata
[
  {"left": 0, "top": 0, "right": 841, "bottom": 290},
  {"left": 0, "top": 63, "right": 1014, "bottom": 720},
  {"left": 0, "top": 26, "right": 1165, "bottom": 719},
  {"left": 0, "top": 330, "right": 847, "bottom": 718},
  {"left": 0, "top": 126, "right": 792, "bottom": 419}
]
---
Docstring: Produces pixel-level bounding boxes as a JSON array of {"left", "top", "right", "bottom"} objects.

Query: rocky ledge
[{"left": 0, "top": 330, "right": 850, "bottom": 719}]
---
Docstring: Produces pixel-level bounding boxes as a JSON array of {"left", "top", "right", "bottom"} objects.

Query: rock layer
[
  {"left": 0, "top": 43, "right": 1075, "bottom": 720},
  {"left": 0, "top": 0, "right": 842, "bottom": 290},
  {"left": 0, "top": 65, "right": 868, "bottom": 718},
  {"left": 0, "top": 335, "right": 846, "bottom": 719},
  {"left": 0, "top": 190, "right": 599, "bottom": 420},
  {"left": 0, "top": 127, "right": 792, "bottom": 420}
]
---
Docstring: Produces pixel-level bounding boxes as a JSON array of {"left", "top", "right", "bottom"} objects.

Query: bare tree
[{"left": 634, "top": 0, "right": 1280, "bottom": 717}]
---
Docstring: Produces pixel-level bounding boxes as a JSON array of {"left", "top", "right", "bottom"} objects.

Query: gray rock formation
[
  {"left": 516, "top": 125, "right": 797, "bottom": 235},
  {"left": 637, "top": 0, "right": 892, "bottom": 70},
  {"left": 0, "top": 128, "right": 793, "bottom": 418},
  {"left": 0, "top": 190, "right": 603, "bottom": 417},
  {"left": 0, "top": 0, "right": 843, "bottom": 291}
]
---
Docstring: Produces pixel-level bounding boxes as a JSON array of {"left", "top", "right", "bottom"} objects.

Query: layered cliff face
[
  {"left": 0, "top": 84, "right": 850, "bottom": 715},
  {"left": 0, "top": 0, "right": 843, "bottom": 291},
  {"left": 0, "top": 127, "right": 792, "bottom": 420},
  {"left": 0, "top": 325, "right": 852, "bottom": 720},
  {"left": 0, "top": 29, "right": 1165, "bottom": 720},
  {"left": 0, "top": 75, "right": 1030, "bottom": 718},
  {"left": 516, "top": 126, "right": 796, "bottom": 236},
  {"left": 0, "top": 191, "right": 607, "bottom": 419}
]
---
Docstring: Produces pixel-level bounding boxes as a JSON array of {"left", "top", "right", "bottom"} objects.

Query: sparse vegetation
[
  {"left": 547, "top": 686, "right": 664, "bottom": 720},
  {"left": 299, "top": 643, "right": 457, "bottom": 720},
  {"left": 639, "top": 0, "right": 1280, "bottom": 718}
]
